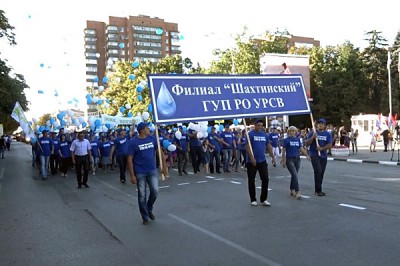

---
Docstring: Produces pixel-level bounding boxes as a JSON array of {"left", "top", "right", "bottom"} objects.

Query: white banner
[{"left": 101, "top": 114, "right": 143, "bottom": 126}]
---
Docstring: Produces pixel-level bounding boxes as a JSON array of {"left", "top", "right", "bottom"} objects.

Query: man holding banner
[{"left": 245, "top": 119, "right": 275, "bottom": 206}]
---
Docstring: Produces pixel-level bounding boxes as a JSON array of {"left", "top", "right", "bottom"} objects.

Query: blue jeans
[
  {"left": 222, "top": 149, "right": 232, "bottom": 171},
  {"left": 136, "top": 170, "right": 159, "bottom": 221},
  {"left": 286, "top": 157, "right": 301, "bottom": 192},
  {"left": 40, "top": 155, "right": 50, "bottom": 178},
  {"left": 0, "top": 147, "right": 5, "bottom": 159}
]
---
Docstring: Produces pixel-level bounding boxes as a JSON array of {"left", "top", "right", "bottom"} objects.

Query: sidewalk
[{"left": 302, "top": 143, "right": 400, "bottom": 166}]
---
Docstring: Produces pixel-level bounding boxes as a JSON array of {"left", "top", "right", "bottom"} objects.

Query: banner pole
[
  {"left": 154, "top": 124, "right": 165, "bottom": 181},
  {"left": 310, "top": 113, "right": 321, "bottom": 156},
  {"left": 242, "top": 119, "right": 254, "bottom": 158}
]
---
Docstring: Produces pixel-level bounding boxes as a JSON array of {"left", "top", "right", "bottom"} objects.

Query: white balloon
[
  {"left": 112, "top": 100, "right": 117, "bottom": 104},
  {"left": 175, "top": 131, "right": 182, "bottom": 140},
  {"left": 142, "top": 111, "right": 150, "bottom": 120},
  {"left": 115, "top": 77, "right": 121, "bottom": 83},
  {"left": 168, "top": 144, "right": 177, "bottom": 152},
  {"left": 197, "top": 132, "right": 203, "bottom": 139},
  {"left": 98, "top": 86, "right": 104, "bottom": 92},
  {"left": 193, "top": 124, "right": 200, "bottom": 132},
  {"left": 32, "top": 117, "right": 38, "bottom": 123},
  {"left": 237, "top": 118, "right": 243, "bottom": 123},
  {"left": 202, "top": 132, "right": 208, "bottom": 138},
  {"left": 104, "top": 103, "right": 109, "bottom": 108},
  {"left": 125, "top": 103, "right": 131, "bottom": 109},
  {"left": 188, "top": 122, "right": 195, "bottom": 130},
  {"left": 67, "top": 110, "right": 74, "bottom": 117}
]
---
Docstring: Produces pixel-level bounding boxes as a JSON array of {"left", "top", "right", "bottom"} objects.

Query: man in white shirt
[{"left": 70, "top": 131, "right": 92, "bottom": 188}]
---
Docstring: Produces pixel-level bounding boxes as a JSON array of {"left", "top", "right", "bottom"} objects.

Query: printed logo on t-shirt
[
  {"left": 290, "top": 141, "right": 300, "bottom": 147},
  {"left": 318, "top": 135, "right": 327, "bottom": 141},
  {"left": 254, "top": 136, "right": 266, "bottom": 142},
  {"left": 139, "top": 142, "right": 154, "bottom": 151}
]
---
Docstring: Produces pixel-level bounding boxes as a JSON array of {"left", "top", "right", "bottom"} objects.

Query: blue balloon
[
  {"left": 148, "top": 104, "right": 153, "bottom": 113},
  {"left": 137, "top": 95, "right": 143, "bottom": 101},
  {"left": 233, "top": 119, "right": 239, "bottom": 126},
  {"left": 129, "top": 74, "right": 135, "bottom": 80},
  {"left": 94, "top": 77, "right": 99, "bottom": 82},
  {"left": 163, "top": 140, "right": 171, "bottom": 149},
  {"left": 207, "top": 126, "right": 211, "bottom": 133},
  {"left": 136, "top": 86, "right": 143, "bottom": 93},
  {"left": 119, "top": 43, "right": 124, "bottom": 49},
  {"left": 94, "top": 119, "right": 101, "bottom": 127},
  {"left": 73, "top": 98, "right": 78, "bottom": 102},
  {"left": 50, "top": 118, "right": 55, "bottom": 124},
  {"left": 60, "top": 120, "right": 66, "bottom": 126},
  {"left": 87, "top": 98, "right": 93, "bottom": 104},
  {"left": 68, "top": 100, "right": 73, "bottom": 104},
  {"left": 30, "top": 137, "right": 37, "bottom": 144},
  {"left": 54, "top": 92, "right": 58, "bottom": 97},
  {"left": 102, "top": 76, "right": 108, "bottom": 83},
  {"left": 219, "top": 124, "right": 224, "bottom": 132},
  {"left": 38, "top": 90, "right": 44, "bottom": 94},
  {"left": 128, "top": 112, "right": 133, "bottom": 117},
  {"left": 57, "top": 114, "right": 63, "bottom": 120},
  {"left": 132, "top": 61, "right": 140, "bottom": 68},
  {"left": 156, "top": 28, "right": 163, "bottom": 35},
  {"left": 119, "top": 106, "right": 125, "bottom": 113},
  {"left": 82, "top": 122, "right": 87, "bottom": 128},
  {"left": 105, "top": 123, "right": 111, "bottom": 129},
  {"left": 106, "top": 99, "right": 110, "bottom": 103},
  {"left": 97, "top": 99, "right": 102, "bottom": 105},
  {"left": 39, "top": 125, "right": 45, "bottom": 132},
  {"left": 40, "top": 63, "right": 44, "bottom": 68}
]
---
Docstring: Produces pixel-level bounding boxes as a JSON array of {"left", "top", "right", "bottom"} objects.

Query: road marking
[
  {"left": 0, "top": 167, "right": 4, "bottom": 180},
  {"left": 205, "top": 176, "right": 215, "bottom": 179},
  {"left": 159, "top": 186, "right": 171, "bottom": 189},
  {"left": 274, "top": 176, "right": 286, "bottom": 179},
  {"left": 214, "top": 178, "right": 224, "bottom": 181},
  {"left": 196, "top": 181, "right": 208, "bottom": 184},
  {"left": 178, "top": 183, "right": 190, "bottom": 186},
  {"left": 168, "top": 213, "right": 282, "bottom": 266},
  {"left": 339, "top": 203, "right": 366, "bottom": 210},
  {"left": 300, "top": 195, "right": 311, "bottom": 199},
  {"left": 95, "top": 178, "right": 136, "bottom": 200},
  {"left": 257, "top": 187, "right": 273, "bottom": 191},
  {"left": 230, "top": 181, "right": 241, "bottom": 185}
]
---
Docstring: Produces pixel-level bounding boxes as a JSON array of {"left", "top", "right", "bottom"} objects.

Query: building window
[{"left": 120, "top": 27, "right": 125, "bottom": 33}]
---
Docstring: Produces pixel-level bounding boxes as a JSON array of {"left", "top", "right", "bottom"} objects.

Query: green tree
[
  {"left": 37, "top": 113, "right": 51, "bottom": 127},
  {"left": 96, "top": 55, "right": 184, "bottom": 119},
  {"left": 0, "top": 10, "right": 29, "bottom": 133},
  {"left": 390, "top": 30, "right": 400, "bottom": 116}
]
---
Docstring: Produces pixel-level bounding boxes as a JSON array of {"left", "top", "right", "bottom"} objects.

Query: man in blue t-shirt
[
  {"left": 127, "top": 122, "right": 159, "bottom": 225},
  {"left": 50, "top": 132, "right": 60, "bottom": 175},
  {"left": 245, "top": 120, "right": 275, "bottom": 206},
  {"left": 305, "top": 118, "right": 332, "bottom": 196},
  {"left": 188, "top": 128, "right": 202, "bottom": 173},
  {"left": 38, "top": 130, "right": 54, "bottom": 180},
  {"left": 220, "top": 124, "right": 235, "bottom": 173},
  {"left": 207, "top": 127, "right": 222, "bottom": 174},
  {"left": 174, "top": 126, "right": 189, "bottom": 176},
  {"left": 110, "top": 128, "right": 129, "bottom": 183}
]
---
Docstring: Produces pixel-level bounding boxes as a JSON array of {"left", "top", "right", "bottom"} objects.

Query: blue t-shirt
[
  {"left": 283, "top": 137, "right": 302, "bottom": 158},
  {"left": 99, "top": 141, "right": 112, "bottom": 157},
  {"left": 207, "top": 133, "right": 221, "bottom": 152},
  {"left": 188, "top": 129, "right": 201, "bottom": 147},
  {"left": 52, "top": 137, "right": 60, "bottom": 155},
  {"left": 128, "top": 135, "right": 158, "bottom": 174},
  {"left": 307, "top": 130, "right": 332, "bottom": 158},
  {"left": 38, "top": 137, "right": 53, "bottom": 156},
  {"left": 114, "top": 136, "right": 129, "bottom": 156},
  {"left": 220, "top": 131, "right": 233, "bottom": 149},
  {"left": 59, "top": 141, "right": 71, "bottom": 157},
  {"left": 174, "top": 133, "right": 188, "bottom": 152},
  {"left": 90, "top": 139, "right": 99, "bottom": 158},
  {"left": 269, "top": 132, "right": 280, "bottom": 148},
  {"left": 238, "top": 136, "right": 246, "bottom": 151},
  {"left": 245, "top": 131, "right": 269, "bottom": 163}
]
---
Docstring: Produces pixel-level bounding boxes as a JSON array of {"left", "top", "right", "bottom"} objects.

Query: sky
[{"left": 1, "top": 0, "right": 399, "bottom": 119}]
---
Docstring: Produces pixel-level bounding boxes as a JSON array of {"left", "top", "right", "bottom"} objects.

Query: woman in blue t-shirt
[
  {"left": 281, "top": 126, "right": 310, "bottom": 199},
  {"left": 58, "top": 134, "right": 71, "bottom": 177}
]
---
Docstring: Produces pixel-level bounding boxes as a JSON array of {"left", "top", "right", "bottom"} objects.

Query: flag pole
[
  {"left": 310, "top": 113, "right": 321, "bottom": 156},
  {"left": 154, "top": 124, "right": 165, "bottom": 181},
  {"left": 242, "top": 119, "right": 254, "bottom": 158}
]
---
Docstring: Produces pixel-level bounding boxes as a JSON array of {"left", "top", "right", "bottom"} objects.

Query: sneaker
[
  {"left": 315, "top": 192, "right": 326, "bottom": 196},
  {"left": 149, "top": 212, "right": 155, "bottom": 220},
  {"left": 251, "top": 201, "right": 258, "bottom": 206},
  {"left": 142, "top": 220, "right": 150, "bottom": 225},
  {"left": 61, "top": 173, "right": 65, "bottom": 177},
  {"left": 92, "top": 171, "right": 96, "bottom": 175},
  {"left": 120, "top": 179, "right": 126, "bottom": 184},
  {"left": 262, "top": 200, "right": 271, "bottom": 206}
]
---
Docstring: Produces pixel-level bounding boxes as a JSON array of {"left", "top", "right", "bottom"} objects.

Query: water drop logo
[{"left": 156, "top": 82, "right": 176, "bottom": 117}]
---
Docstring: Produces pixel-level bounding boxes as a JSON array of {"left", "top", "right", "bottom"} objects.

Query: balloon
[
  {"left": 129, "top": 74, "right": 135, "bottom": 80},
  {"left": 119, "top": 43, "right": 124, "bottom": 49},
  {"left": 73, "top": 98, "right": 78, "bottom": 102},
  {"left": 57, "top": 114, "right": 63, "bottom": 120},
  {"left": 175, "top": 131, "right": 182, "bottom": 140},
  {"left": 112, "top": 100, "right": 117, "bottom": 104},
  {"left": 30, "top": 137, "right": 37, "bottom": 144},
  {"left": 38, "top": 90, "right": 44, "bottom": 94},
  {"left": 40, "top": 63, "right": 44, "bottom": 68},
  {"left": 68, "top": 100, "right": 73, "bottom": 104},
  {"left": 125, "top": 103, "right": 131, "bottom": 109},
  {"left": 179, "top": 35, "right": 184, "bottom": 40},
  {"left": 147, "top": 104, "right": 153, "bottom": 113},
  {"left": 115, "top": 77, "right": 121, "bottom": 83},
  {"left": 94, "top": 77, "right": 99, "bottom": 82},
  {"left": 132, "top": 61, "right": 140, "bottom": 68},
  {"left": 237, "top": 118, "right": 243, "bottom": 123},
  {"left": 136, "top": 86, "right": 143, "bottom": 93},
  {"left": 32, "top": 118, "right": 38, "bottom": 123},
  {"left": 137, "top": 95, "right": 143, "bottom": 101},
  {"left": 168, "top": 144, "right": 176, "bottom": 152},
  {"left": 50, "top": 118, "right": 55, "bottom": 124},
  {"left": 54, "top": 92, "right": 58, "bottom": 97},
  {"left": 119, "top": 106, "right": 125, "bottom": 113},
  {"left": 46, "top": 120, "right": 51, "bottom": 126},
  {"left": 82, "top": 122, "right": 87, "bottom": 128},
  {"left": 156, "top": 28, "right": 163, "bottom": 35},
  {"left": 162, "top": 140, "right": 171, "bottom": 149},
  {"left": 95, "top": 53, "right": 100, "bottom": 58},
  {"left": 142, "top": 111, "right": 150, "bottom": 120},
  {"left": 104, "top": 103, "right": 109, "bottom": 108},
  {"left": 105, "top": 123, "right": 111, "bottom": 129},
  {"left": 207, "top": 126, "right": 211, "bottom": 133},
  {"left": 87, "top": 98, "right": 93, "bottom": 104},
  {"left": 98, "top": 86, "right": 104, "bottom": 92},
  {"left": 94, "top": 119, "right": 101, "bottom": 127},
  {"left": 97, "top": 99, "right": 102, "bottom": 105},
  {"left": 233, "top": 119, "right": 239, "bottom": 126},
  {"left": 128, "top": 112, "right": 133, "bottom": 117},
  {"left": 219, "top": 124, "right": 224, "bottom": 132},
  {"left": 102, "top": 76, "right": 108, "bottom": 83},
  {"left": 197, "top": 132, "right": 203, "bottom": 139}
]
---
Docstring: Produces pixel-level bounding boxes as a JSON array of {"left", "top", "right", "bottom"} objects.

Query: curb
[{"left": 300, "top": 156, "right": 400, "bottom": 166}]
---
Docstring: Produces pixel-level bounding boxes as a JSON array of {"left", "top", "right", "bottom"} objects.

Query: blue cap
[
  {"left": 317, "top": 118, "right": 326, "bottom": 124},
  {"left": 137, "top": 122, "right": 149, "bottom": 132}
]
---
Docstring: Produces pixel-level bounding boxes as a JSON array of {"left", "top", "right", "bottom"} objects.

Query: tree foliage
[{"left": 0, "top": 10, "right": 29, "bottom": 133}]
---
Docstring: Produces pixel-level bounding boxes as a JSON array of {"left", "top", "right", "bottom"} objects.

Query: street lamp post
[{"left": 388, "top": 48, "right": 393, "bottom": 122}]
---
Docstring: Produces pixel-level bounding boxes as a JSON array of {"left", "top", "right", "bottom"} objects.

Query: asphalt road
[{"left": 1, "top": 142, "right": 399, "bottom": 266}]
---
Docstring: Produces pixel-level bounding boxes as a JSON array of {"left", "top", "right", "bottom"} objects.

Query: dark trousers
[
  {"left": 177, "top": 150, "right": 189, "bottom": 174},
  {"left": 117, "top": 155, "right": 127, "bottom": 180},
  {"left": 310, "top": 156, "right": 328, "bottom": 193},
  {"left": 246, "top": 161, "right": 269, "bottom": 202},
  {"left": 50, "top": 154, "right": 60, "bottom": 175},
  {"left": 190, "top": 146, "right": 203, "bottom": 172},
  {"left": 75, "top": 155, "right": 89, "bottom": 186},
  {"left": 209, "top": 149, "right": 221, "bottom": 173},
  {"left": 60, "top": 157, "right": 70, "bottom": 174}
]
